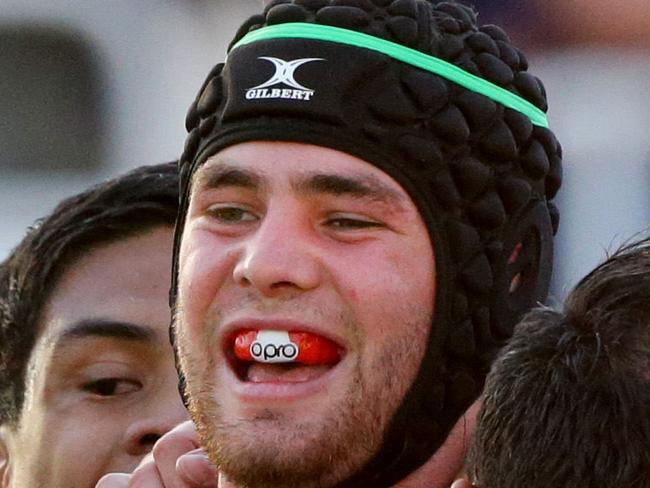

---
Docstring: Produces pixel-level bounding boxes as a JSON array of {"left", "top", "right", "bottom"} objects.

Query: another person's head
[
  {"left": 468, "top": 237, "right": 650, "bottom": 488},
  {"left": 172, "top": 1, "right": 563, "bottom": 486},
  {"left": 0, "top": 163, "right": 187, "bottom": 488}
]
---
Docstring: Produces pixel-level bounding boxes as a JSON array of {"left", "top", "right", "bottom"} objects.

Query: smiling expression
[{"left": 175, "top": 141, "right": 436, "bottom": 488}]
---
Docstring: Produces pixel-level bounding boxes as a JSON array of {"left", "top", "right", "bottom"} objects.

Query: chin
[
  {"left": 188, "top": 377, "right": 380, "bottom": 488},
  {"left": 212, "top": 425, "right": 363, "bottom": 488}
]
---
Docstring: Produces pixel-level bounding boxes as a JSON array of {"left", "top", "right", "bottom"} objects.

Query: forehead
[
  {"left": 193, "top": 141, "right": 413, "bottom": 200},
  {"left": 40, "top": 227, "right": 173, "bottom": 341}
]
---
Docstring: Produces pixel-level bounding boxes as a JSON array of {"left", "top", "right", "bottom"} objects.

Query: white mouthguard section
[{"left": 249, "top": 330, "right": 299, "bottom": 363}]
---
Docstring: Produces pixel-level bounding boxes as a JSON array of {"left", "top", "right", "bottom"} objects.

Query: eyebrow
[
  {"left": 193, "top": 162, "right": 406, "bottom": 211},
  {"left": 293, "top": 173, "right": 406, "bottom": 210},
  {"left": 193, "top": 165, "right": 261, "bottom": 192},
  {"left": 56, "top": 319, "right": 156, "bottom": 344}
]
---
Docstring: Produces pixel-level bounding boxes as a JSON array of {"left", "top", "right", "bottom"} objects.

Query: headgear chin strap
[{"left": 172, "top": 2, "right": 562, "bottom": 486}]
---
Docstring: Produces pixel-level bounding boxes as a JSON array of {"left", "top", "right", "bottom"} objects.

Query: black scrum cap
[{"left": 172, "top": 1, "right": 562, "bottom": 486}]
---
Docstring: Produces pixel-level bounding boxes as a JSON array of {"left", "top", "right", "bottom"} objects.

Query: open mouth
[{"left": 226, "top": 329, "right": 344, "bottom": 384}]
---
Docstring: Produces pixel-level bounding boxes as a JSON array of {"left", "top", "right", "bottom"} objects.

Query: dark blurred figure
[
  {"left": 462, "top": 0, "right": 541, "bottom": 45},
  {"left": 459, "top": 0, "right": 555, "bottom": 49},
  {"left": 539, "top": 0, "right": 650, "bottom": 47},
  {"left": 466, "top": 0, "right": 650, "bottom": 49}
]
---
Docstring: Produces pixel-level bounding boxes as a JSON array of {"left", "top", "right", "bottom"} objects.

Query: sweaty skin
[{"left": 0, "top": 228, "right": 187, "bottom": 488}]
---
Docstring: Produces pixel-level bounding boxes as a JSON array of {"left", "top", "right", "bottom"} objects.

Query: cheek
[
  {"left": 339, "top": 245, "right": 435, "bottom": 316},
  {"left": 14, "top": 408, "right": 119, "bottom": 484},
  {"left": 53, "top": 423, "right": 124, "bottom": 484},
  {"left": 333, "top": 241, "right": 435, "bottom": 361},
  {"left": 390, "top": 243, "right": 436, "bottom": 312},
  {"left": 178, "top": 228, "right": 237, "bottom": 334}
]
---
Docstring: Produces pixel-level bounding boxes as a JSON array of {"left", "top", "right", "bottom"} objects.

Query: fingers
[
  {"left": 176, "top": 448, "right": 218, "bottom": 487},
  {"left": 129, "top": 454, "right": 165, "bottom": 487},
  {"left": 450, "top": 479, "right": 475, "bottom": 488},
  {"left": 95, "top": 454, "right": 165, "bottom": 488},
  {"left": 96, "top": 421, "right": 217, "bottom": 488},
  {"left": 151, "top": 421, "right": 203, "bottom": 486},
  {"left": 96, "top": 473, "right": 131, "bottom": 488}
]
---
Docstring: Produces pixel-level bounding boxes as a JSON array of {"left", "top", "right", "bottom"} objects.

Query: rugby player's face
[
  {"left": 0, "top": 227, "right": 187, "bottom": 488},
  {"left": 176, "top": 141, "right": 436, "bottom": 488}
]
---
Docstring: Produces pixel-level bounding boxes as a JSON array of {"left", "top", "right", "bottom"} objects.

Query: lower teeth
[{"left": 246, "top": 363, "right": 330, "bottom": 383}]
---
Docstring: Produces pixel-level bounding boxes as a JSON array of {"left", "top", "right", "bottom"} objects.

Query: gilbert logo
[{"left": 246, "top": 57, "right": 324, "bottom": 101}]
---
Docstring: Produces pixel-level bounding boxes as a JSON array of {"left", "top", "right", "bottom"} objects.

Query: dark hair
[
  {"left": 467, "top": 237, "right": 650, "bottom": 488},
  {"left": 0, "top": 162, "right": 179, "bottom": 425}
]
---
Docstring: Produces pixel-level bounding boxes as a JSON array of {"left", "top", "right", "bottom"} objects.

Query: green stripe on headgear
[{"left": 231, "top": 22, "right": 549, "bottom": 128}]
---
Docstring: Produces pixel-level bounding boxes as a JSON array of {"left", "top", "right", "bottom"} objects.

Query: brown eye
[
  {"left": 328, "top": 217, "right": 382, "bottom": 229},
  {"left": 83, "top": 378, "right": 140, "bottom": 397},
  {"left": 207, "top": 206, "right": 257, "bottom": 223}
]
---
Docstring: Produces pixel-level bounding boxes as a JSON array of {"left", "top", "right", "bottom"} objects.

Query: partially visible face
[
  {"left": 176, "top": 141, "right": 436, "bottom": 488},
  {"left": 0, "top": 227, "right": 188, "bottom": 488}
]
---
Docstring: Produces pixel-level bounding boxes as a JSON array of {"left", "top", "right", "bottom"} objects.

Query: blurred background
[{"left": 1, "top": 0, "right": 649, "bottom": 300}]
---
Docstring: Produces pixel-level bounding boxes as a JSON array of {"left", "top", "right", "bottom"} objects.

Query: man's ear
[{"left": 0, "top": 425, "right": 12, "bottom": 488}]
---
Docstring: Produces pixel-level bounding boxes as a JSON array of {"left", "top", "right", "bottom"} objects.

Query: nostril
[
  {"left": 140, "top": 433, "right": 161, "bottom": 450},
  {"left": 269, "top": 280, "right": 295, "bottom": 289}
]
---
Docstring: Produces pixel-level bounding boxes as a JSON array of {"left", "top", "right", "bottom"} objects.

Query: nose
[
  {"left": 122, "top": 379, "right": 188, "bottom": 457},
  {"left": 232, "top": 207, "right": 321, "bottom": 297}
]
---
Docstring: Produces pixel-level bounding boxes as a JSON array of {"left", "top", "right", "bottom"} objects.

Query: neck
[{"left": 218, "top": 401, "right": 479, "bottom": 488}]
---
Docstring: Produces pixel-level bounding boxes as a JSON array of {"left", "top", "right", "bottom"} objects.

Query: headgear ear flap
[{"left": 491, "top": 201, "right": 554, "bottom": 339}]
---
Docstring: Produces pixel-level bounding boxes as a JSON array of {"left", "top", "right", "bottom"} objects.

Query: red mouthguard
[{"left": 234, "top": 329, "right": 340, "bottom": 365}]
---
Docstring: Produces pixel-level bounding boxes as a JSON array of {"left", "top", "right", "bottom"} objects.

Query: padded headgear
[{"left": 171, "top": 1, "right": 562, "bottom": 486}]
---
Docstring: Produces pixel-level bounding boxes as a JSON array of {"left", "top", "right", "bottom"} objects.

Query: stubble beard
[{"left": 174, "top": 306, "right": 430, "bottom": 488}]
